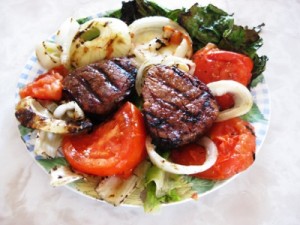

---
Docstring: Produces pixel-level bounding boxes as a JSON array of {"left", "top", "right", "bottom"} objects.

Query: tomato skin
[
  {"left": 62, "top": 102, "right": 146, "bottom": 178},
  {"left": 171, "top": 118, "right": 256, "bottom": 180},
  {"left": 192, "top": 44, "right": 253, "bottom": 110},
  {"left": 19, "top": 65, "right": 68, "bottom": 101}
]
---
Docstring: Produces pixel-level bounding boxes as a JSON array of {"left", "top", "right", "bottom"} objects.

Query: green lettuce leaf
[
  {"left": 144, "top": 164, "right": 196, "bottom": 212},
  {"left": 184, "top": 176, "right": 216, "bottom": 194},
  {"left": 18, "top": 125, "right": 33, "bottom": 137},
  {"left": 240, "top": 102, "right": 266, "bottom": 123},
  {"left": 37, "top": 157, "right": 69, "bottom": 172}
]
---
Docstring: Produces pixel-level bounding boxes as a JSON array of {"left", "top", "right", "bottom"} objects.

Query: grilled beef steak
[
  {"left": 142, "top": 65, "right": 219, "bottom": 148},
  {"left": 63, "top": 58, "right": 136, "bottom": 117}
]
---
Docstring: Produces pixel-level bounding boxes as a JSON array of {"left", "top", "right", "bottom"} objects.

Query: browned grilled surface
[
  {"left": 142, "top": 65, "right": 219, "bottom": 148},
  {"left": 63, "top": 58, "right": 136, "bottom": 117}
]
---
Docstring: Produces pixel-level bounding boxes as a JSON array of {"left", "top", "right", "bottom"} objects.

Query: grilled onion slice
[
  {"left": 146, "top": 136, "right": 218, "bottom": 175},
  {"left": 129, "top": 16, "right": 193, "bottom": 65},
  {"left": 35, "top": 41, "right": 62, "bottom": 70},
  {"left": 207, "top": 80, "right": 253, "bottom": 122},
  {"left": 15, "top": 97, "right": 92, "bottom": 134},
  {"left": 70, "top": 18, "right": 131, "bottom": 68}
]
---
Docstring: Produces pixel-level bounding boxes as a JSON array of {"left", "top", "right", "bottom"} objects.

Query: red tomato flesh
[
  {"left": 171, "top": 118, "right": 256, "bottom": 180},
  {"left": 19, "top": 65, "right": 68, "bottom": 101},
  {"left": 62, "top": 102, "right": 147, "bottom": 178},
  {"left": 192, "top": 44, "right": 253, "bottom": 110}
]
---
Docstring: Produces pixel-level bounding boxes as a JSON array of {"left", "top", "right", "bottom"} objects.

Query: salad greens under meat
[{"left": 16, "top": 0, "right": 268, "bottom": 212}]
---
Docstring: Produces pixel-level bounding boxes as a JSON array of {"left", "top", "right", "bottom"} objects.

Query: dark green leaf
[
  {"left": 178, "top": 4, "right": 233, "bottom": 50},
  {"left": 240, "top": 102, "right": 266, "bottom": 123},
  {"left": 218, "top": 25, "right": 262, "bottom": 58},
  {"left": 76, "top": 17, "right": 91, "bottom": 25},
  {"left": 250, "top": 74, "right": 264, "bottom": 88},
  {"left": 252, "top": 54, "right": 268, "bottom": 79},
  {"left": 117, "top": 0, "right": 168, "bottom": 24},
  {"left": 105, "top": 9, "right": 122, "bottom": 19}
]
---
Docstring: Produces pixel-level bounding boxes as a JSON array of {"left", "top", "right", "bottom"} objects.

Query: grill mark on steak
[
  {"left": 142, "top": 64, "right": 219, "bottom": 148},
  {"left": 112, "top": 57, "right": 137, "bottom": 76},
  {"left": 63, "top": 57, "right": 136, "bottom": 117},
  {"left": 75, "top": 73, "right": 104, "bottom": 103},
  {"left": 63, "top": 74, "right": 107, "bottom": 115},
  {"left": 88, "top": 64, "right": 120, "bottom": 92}
]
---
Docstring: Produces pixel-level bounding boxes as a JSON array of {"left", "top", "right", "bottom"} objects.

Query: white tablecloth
[{"left": 1, "top": 0, "right": 300, "bottom": 224}]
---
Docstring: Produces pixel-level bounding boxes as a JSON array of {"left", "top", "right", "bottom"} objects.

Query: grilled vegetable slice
[
  {"left": 207, "top": 80, "right": 253, "bottom": 121},
  {"left": 70, "top": 18, "right": 131, "bottom": 68},
  {"left": 15, "top": 97, "right": 92, "bottom": 134},
  {"left": 129, "top": 16, "right": 193, "bottom": 65},
  {"left": 146, "top": 136, "right": 218, "bottom": 175}
]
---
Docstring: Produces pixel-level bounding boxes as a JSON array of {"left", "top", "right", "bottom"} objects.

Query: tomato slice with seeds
[
  {"left": 62, "top": 102, "right": 146, "bottom": 178},
  {"left": 192, "top": 44, "right": 253, "bottom": 110},
  {"left": 171, "top": 118, "right": 256, "bottom": 180}
]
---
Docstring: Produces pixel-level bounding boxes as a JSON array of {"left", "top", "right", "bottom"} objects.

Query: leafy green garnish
[
  {"left": 252, "top": 55, "right": 268, "bottom": 80},
  {"left": 18, "top": 125, "right": 33, "bottom": 137},
  {"left": 37, "top": 157, "right": 69, "bottom": 172},
  {"left": 240, "top": 102, "right": 266, "bottom": 123},
  {"left": 77, "top": 17, "right": 91, "bottom": 25},
  {"left": 250, "top": 74, "right": 264, "bottom": 88},
  {"left": 178, "top": 4, "right": 234, "bottom": 51},
  {"left": 184, "top": 176, "right": 216, "bottom": 194},
  {"left": 144, "top": 163, "right": 196, "bottom": 212}
]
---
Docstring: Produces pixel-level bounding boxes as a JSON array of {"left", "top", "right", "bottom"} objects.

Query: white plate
[{"left": 15, "top": 5, "right": 270, "bottom": 208}]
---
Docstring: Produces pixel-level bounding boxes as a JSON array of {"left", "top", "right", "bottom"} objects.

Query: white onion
[
  {"left": 129, "top": 16, "right": 193, "bottom": 65},
  {"left": 53, "top": 101, "right": 84, "bottom": 120},
  {"left": 50, "top": 165, "right": 83, "bottom": 187},
  {"left": 146, "top": 136, "right": 218, "bottom": 175},
  {"left": 95, "top": 161, "right": 150, "bottom": 206},
  {"left": 34, "top": 130, "right": 62, "bottom": 158},
  {"left": 207, "top": 80, "right": 253, "bottom": 121},
  {"left": 135, "top": 55, "right": 195, "bottom": 95},
  {"left": 55, "top": 17, "right": 80, "bottom": 68},
  {"left": 35, "top": 41, "right": 62, "bottom": 69},
  {"left": 70, "top": 18, "right": 131, "bottom": 68}
]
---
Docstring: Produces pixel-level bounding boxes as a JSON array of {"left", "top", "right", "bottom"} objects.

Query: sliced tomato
[
  {"left": 19, "top": 65, "right": 68, "bottom": 101},
  {"left": 171, "top": 118, "right": 256, "bottom": 180},
  {"left": 192, "top": 44, "right": 253, "bottom": 110},
  {"left": 62, "top": 102, "right": 146, "bottom": 178}
]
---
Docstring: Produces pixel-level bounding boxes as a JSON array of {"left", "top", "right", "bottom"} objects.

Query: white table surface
[{"left": 1, "top": 0, "right": 300, "bottom": 224}]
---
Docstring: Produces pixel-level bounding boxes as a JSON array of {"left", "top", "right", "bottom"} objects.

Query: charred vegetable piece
[
  {"left": 95, "top": 160, "right": 150, "bottom": 206},
  {"left": 69, "top": 18, "right": 131, "bottom": 68},
  {"left": 15, "top": 97, "right": 92, "bottom": 134}
]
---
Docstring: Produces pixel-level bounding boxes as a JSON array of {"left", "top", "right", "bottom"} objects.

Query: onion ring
[
  {"left": 207, "top": 80, "right": 253, "bottom": 122},
  {"left": 146, "top": 136, "right": 218, "bottom": 175}
]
